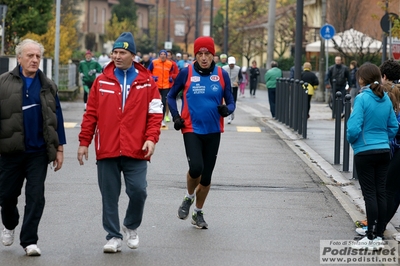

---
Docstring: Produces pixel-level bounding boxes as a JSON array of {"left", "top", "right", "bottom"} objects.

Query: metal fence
[{"left": 57, "top": 64, "right": 77, "bottom": 90}]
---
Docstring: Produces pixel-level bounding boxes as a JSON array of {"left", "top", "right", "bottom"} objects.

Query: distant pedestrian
[
  {"left": 301, "top": 62, "right": 319, "bottom": 118},
  {"left": 223, "top": 56, "right": 242, "bottom": 124},
  {"left": 348, "top": 60, "right": 359, "bottom": 107},
  {"left": 0, "top": 39, "right": 66, "bottom": 256},
  {"left": 325, "top": 56, "right": 350, "bottom": 114},
  {"left": 249, "top": 60, "right": 260, "bottom": 97},
  {"left": 264, "top": 61, "right": 283, "bottom": 118},
  {"left": 77, "top": 32, "right": 163, "bottom": 253},
  {"left": 239, "top": 66, "right": 248, "bottom": 98},
  {"left": 98, "top": 51, "right": 110, "bottom": 67},
  {"left": 167, "top": 36, "right": 235, "bottom": 229},
  {"left": 347, "top": 63, "right": 398, "bottom": 250},
  {"left": 79, "top": 50, "right": 102, "bottom": 111},
  {"left": 148, "top": 49, "right": 175, "bottom": 127},
  {"left": 216, "top": 54, "right": 228, "bottom": 67}
]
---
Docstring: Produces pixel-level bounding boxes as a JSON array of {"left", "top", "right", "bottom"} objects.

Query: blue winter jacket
[{"left": 347, "top": 87, "right": 398, "bottom": 155}]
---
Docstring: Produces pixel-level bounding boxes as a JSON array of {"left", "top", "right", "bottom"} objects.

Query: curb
[{"left": 258, "top": 117, "right": 399, "bottom": 242}]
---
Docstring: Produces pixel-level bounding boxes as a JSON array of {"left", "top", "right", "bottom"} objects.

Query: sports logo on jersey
[
  {"left": 210, "top": 75, "right": 220, "bottom": 82},
  {"left": 211, "top": 84, "right": 219, "bottom": 92},
  {"left": 191, "top": 76, "right": 200, "bottom": 82}
]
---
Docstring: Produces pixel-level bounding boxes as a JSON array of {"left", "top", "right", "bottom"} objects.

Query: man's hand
[
  {"left": 53, "top": 149, "right": 64, "bottom": 172},
  {"left": 142, "top": 140, "right": 155, "bottom": 158},
  {"left": 173, "top": 115, "right": 185, "bottom": 130},
  {"left": 77, "top": 146, "right": 89, "bottom": 165},
  {"left": 217, "top": 105, "right": 229, "bottom": 117}
]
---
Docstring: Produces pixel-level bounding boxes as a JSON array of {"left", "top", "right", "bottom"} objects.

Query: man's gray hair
[
  {"left": 271, "top": 61, "right": 278, "bottom": 68},
  {"left": 15, "top": 39, "right": 45, "bottom": 56}
]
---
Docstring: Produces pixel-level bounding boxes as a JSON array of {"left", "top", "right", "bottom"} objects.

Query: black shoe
[
  {"left": 177, "top": 196, "right": 194, "bottom": 220},
  {"left": 191, "top": 211, "right": 208, "bottom": 229}
]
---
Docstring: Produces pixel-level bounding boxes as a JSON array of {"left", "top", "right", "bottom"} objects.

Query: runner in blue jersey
[{"left": 167, "top": 36, "right": 235, "bottom": 229}]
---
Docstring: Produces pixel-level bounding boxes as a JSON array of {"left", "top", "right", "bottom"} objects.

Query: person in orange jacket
[{"left": 148, "top": 50, "right": 175, "bottom": 127}]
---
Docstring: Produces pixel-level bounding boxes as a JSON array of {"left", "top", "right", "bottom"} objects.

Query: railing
[
  {"left": 57, "top": 64, "right": 77, "bottom": 90},
  {"left": 275, "top": 78, "right": 309, "bottom": 139}
]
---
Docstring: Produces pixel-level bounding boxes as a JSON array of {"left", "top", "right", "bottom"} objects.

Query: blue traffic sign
[{"left": 320, "top": 24, "right": 335, "bottom": 40}]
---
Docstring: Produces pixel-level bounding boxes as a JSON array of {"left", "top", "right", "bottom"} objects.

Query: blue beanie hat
[
  {"left": 159, "top": 49, "right": 167, "bottom": 55},
  {"left": 113, "top": 32, "right": 136, "bottom": 54}
]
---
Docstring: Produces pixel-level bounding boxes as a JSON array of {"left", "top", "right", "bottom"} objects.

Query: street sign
[
  {"left": 380, "top": 13, "right": 399, "bottom": 34},
  {"left": 320, "top": 24, "right": 335, "bottom": 40},
  {"left": 392, "top": 43, "right": 400, "bottom": 60},
  {"left": 164, "top": 41, "right": 172, "bottom": 49}
]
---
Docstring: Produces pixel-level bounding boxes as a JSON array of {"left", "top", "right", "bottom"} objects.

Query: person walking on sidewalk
[
  {"left": 222, "top": 56, "right": 242, "bottom": 124},
  {"left": 148, "top": 49, "right": 174, "bottom": 127},
  {"left": 325, "top": 56, "right": 350, "bottom": 114},
  {"left": 239, "top": 66, "right": 248, "bottom": 98},
  {"left": 77, "top": 32, "right": 163, "bottom": 253},
  {"left": 249, "top": 60, "right": 260, "bottom": 97},
  {"left": 347, "top": 63, "right": 398, "bottom": 250},
  {"left": 382, "top": 82, "right": 400, "bottom": 232},
  {"left": 348, "top": 60, "right": 359, "bottom": 107},
  {"left": 167, "top": 36, "right": 235, "bottom": 229},
  {"left": 301, "top": 62, "right": 319, "bottom": 118},
  {"left": 264, "top": 61, "right": 282, "bottom": 118},
  {"left": 0, "top": 39, "right": 66, "bottom": 256},
  {"left": 79, "top": 50, "right": 102, "bottom": 111}
]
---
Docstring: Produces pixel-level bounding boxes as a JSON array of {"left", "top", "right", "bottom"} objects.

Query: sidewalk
[{"left": 250, "top": 89, "right": 400, "bottom": 241}]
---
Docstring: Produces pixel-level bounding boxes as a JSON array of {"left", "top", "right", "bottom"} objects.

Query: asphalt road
[{"left": 0, "top": 92, "right": 359, "bottom": 266}]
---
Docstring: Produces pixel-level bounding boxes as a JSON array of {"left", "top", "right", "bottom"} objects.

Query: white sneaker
[
  {"left": 355, "top": 227, "right": 366, "bottom": 236},
  {"left": 231, "top": 112, "right": 235, "bottom": 121},
  {"left": 227, "top": 115, "right": 232, "bottom": 124},
  {"left": 1, "top": 228, "right": 14, "bottom": 246},
  {"left": 123, "top": 225, "right": 139, "bottom": 249},
  {"left": 352, "top": 236, "right": 384, "bottom": 250},
  {"left": 25, "top": 244, "right": 41, "bottom": 256},
  {"left": 161, "top": 121, "right": 166, "bottom": 127},
  {"left": 103, "top": 237, "right": 122, "bottom": 253}
]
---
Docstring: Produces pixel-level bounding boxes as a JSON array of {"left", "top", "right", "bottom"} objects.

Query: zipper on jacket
[{"left": 122, "top": 70, "right": 127, "bottom": 112}]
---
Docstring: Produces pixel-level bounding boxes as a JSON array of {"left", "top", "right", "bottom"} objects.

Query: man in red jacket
[{"left": 77, "top": 32, "right": 163, "bottom": 253}]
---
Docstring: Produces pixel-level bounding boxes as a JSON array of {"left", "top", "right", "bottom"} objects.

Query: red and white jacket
[{"left": 79, "top": 61, "right": 163, "bottom": 161}]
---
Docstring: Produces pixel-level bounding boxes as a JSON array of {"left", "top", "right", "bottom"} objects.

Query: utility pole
[
  {"left": 155, "top": 0, "right": 159, "bottom": 51},
  {"left": 294, "top": 0, "right": 303, "bottom": 80},
  {"left": 54, "top": 0, "right": 60, "bottom": 85},
  {"left": 318, "top": 0, "right": 327, "bottom": 102},
  {"left": 382, "top": 0, "right": 388, "bottom": 63},
  {"left": 167, "top": 0, "right": 171, "bottom": 41},
  {"left": 210, "top": 0, "right": 213, "bottom": 37},
  {"left": 0, "top": 5, "right": 7, "bottom": 56},
  {"left": 266, "top": 0, "right": 276, "bottom": 69},
  {"left": 224, "top": 0, "right": 228, "bottom": 54}
]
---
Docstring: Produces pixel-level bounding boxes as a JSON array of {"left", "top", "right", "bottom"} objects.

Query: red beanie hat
[{"left": 194, "top": 36, "right": 215, "bottom": 56}]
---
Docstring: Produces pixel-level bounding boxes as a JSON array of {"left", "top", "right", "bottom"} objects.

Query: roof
[{"left": 305, "top": 29, "right": 383, "bottom": 53}]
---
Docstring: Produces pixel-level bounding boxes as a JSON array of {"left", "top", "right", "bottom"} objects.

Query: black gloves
[
  {"left": 217, "top": 105, "right": 229, "bottom": 117},
  {"left": 173, "top": 115, "right": 185, "bottom": 131}
]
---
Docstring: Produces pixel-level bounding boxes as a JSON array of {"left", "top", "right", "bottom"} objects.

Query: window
[
  {"left": 94, "top": 7, "right": 97, "bottom": 24},
  {"left": 102, "top": 8, "right": 106, "bottom": 33},
  {"left": 202, "top": 23, "right": 210, "bottom": 36},
  {"left": 175, "top": 21, "right": 185, "bottom": 37},
  {"left": 138, "top": 12, "right": 143, "bottom": 29}
]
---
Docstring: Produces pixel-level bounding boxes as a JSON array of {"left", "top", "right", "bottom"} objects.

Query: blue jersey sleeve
[{"left": 221, "top": 69, "right": 235, "bottom": 114}]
